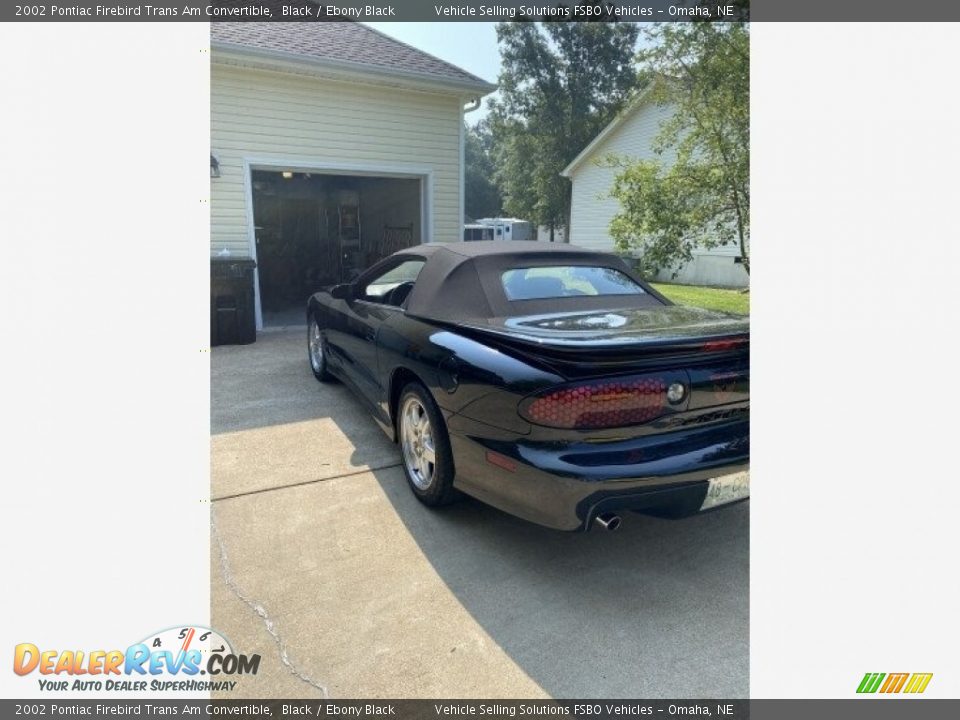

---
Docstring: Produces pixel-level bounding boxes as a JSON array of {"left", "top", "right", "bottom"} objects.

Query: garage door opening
[{"left": 251, "top": 169, "right": 423, "bottom": 327}]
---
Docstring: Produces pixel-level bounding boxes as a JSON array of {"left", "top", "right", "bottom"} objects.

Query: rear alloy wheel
[
  {"left": 307, "top": 316, "right": 334, "bottom": 382},
  {"left": 398, "top": 382, "right": 457, "bottom": 506}
]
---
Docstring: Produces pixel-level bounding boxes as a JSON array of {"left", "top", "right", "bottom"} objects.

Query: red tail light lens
[
  {"left": 521, "top": 376, "right": 669, "bottom": 429},
  {"left": 702, "top": 337, "right": 747, "bottom": 352}
]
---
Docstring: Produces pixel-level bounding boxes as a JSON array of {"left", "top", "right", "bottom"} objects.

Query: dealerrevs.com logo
[
  {"left": 13, "top": 626, "right": 260, "bottom": 692},
  {"left": 857, "top": 672, "right": 933, "bottom": 694}
]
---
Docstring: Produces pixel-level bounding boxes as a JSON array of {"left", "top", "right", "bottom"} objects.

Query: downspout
[{"left": 460, "top": 97, "right": 482, "bottom": 234}]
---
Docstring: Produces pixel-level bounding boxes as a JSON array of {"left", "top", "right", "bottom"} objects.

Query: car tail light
[
  {"left": 702, "top": 337, "right": 747, "bottom": 353},
  {"left": 520, "top": 375, "right": 671, "bottom": 429}
]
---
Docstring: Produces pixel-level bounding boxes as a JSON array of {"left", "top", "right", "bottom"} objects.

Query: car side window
[{"left": 360, "top": 259, "right": 425, "bottom": 306}]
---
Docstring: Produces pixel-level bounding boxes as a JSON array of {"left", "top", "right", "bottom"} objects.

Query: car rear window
[{"left": 501, "top": 266, "right": 646, "bottom": 301}]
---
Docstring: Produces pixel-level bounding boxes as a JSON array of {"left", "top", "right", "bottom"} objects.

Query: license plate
[{"left": 700, "top": 471, "right": 750, "bottom": 510}]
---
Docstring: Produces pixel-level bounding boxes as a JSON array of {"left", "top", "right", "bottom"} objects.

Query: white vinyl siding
[
  {"left": 567, "top": 100, "right": 747, "bottom": 287},
  {"left": 210, "top": 62, "right": 463, "bottom": 257},
  {"left": 567, "top": 101, "right": 676, "bottom": 253}
]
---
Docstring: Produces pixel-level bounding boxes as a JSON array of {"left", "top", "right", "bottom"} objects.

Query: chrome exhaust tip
[{"left": 593, "top": 513, "right": 622, "bottom": 532}]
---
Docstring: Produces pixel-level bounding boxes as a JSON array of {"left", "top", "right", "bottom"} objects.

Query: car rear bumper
[{"left": 447, "top": 417, "right": 749, "bottom": 531}]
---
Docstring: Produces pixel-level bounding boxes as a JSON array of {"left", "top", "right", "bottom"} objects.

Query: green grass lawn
[{"left": 650, "top": 282, "right": 750, "bottom": 315}]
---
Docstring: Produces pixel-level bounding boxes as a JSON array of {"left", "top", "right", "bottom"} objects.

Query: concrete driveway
[{"left": 211, "top": 329, "right": 748, "bottom": 699}]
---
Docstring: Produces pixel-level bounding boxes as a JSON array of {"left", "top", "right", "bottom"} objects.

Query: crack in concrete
[
  {"left": 211, "top": 462, "right": 403, "bottom": 503},
  {"left": 211, "top": 507, "right": 330, "bottom": 698}
]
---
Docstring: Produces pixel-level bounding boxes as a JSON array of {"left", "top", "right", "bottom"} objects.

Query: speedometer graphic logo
[
  {"left": 139, "top": 625, "right": 236, "bottom": 674},
  {"left": 13, "top": 624, "right": 260, "bottom": 692}
]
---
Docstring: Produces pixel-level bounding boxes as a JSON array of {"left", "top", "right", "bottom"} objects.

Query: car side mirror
[{"left": 330, "top": 284, "right": 352, "bottom": 300}]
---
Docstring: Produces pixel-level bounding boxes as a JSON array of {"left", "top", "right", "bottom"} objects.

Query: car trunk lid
[
  {"left": 458, "top": 305, "right": 748, "bottom": 365},
  {"left": 452, "top": 305, "right": 749, "bottom": 430}
]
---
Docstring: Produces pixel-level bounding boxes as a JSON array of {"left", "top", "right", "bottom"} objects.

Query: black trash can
[{"left": 211, "top": 257, "right": 257, "bottom": 346}]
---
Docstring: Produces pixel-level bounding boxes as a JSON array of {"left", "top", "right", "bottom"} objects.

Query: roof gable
[
  {"left": 561, "top": 83, "right": 670, "bottom": 177},
  {"left": 211, "top": 19, "right": 495, "bottom": 95}
]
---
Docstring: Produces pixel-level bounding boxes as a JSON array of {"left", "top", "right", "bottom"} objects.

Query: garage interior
[{"left": 251, "top": 169, "right": 422, "bottom": 327}]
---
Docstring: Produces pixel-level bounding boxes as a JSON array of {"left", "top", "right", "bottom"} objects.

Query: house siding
[
  {"left": 210, "top": 62, "right": 463, "bottom": 258},
  {"left": 568, "top": 101, "right": 676, "bottom": 253},
  {"left": 567, "top": 101, "right": 747, "bottom": 287}
]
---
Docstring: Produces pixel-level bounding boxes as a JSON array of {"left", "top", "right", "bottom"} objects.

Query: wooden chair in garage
[{"left": 378, "top": 223, "right": 415, "bottom": 260}]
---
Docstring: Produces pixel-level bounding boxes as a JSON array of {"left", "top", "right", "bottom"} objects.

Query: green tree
[
  {"left": 464, "top": 121, "right": 503, "bottom": 220},
  {"left": 609, "top": 23, "right": 750, "bottom": 276},
  {"left": 489, "top": 18, "right": 639, "bottom": 239}
]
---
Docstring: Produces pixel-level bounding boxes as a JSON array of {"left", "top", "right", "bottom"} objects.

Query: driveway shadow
[
  {"left": 211, "top": 330, "right": 398, "bottom": 498},
  {"left": 370, "top": 466, "right": 749, "bottom": 698},
  {"left": 212, "top": 329, "right": 748, "bottom": 696},
  {"left": 212, "top": 329, "right": 362, "bottom": 437}
]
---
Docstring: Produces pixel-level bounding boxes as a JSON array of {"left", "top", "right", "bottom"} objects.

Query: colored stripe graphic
[
  {"left": 903, "top": 673, "right": 933, "bottom": 694},
  {"left": 857, "top": 673, "right": 885, "bottom": 693},
  {"left": 858, "top": 672, "right": 933, "bottom": 694},
  {"left": 880, "top": 673, "right": 909, "bottom": 693}
]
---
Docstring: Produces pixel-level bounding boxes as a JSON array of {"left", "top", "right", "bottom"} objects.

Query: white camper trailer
[
  {"left": 473, "top": 217, "right": 534, "bottom": 242},
  {"left": 463, "top": 223, "right": 495, "bottom": 241}
]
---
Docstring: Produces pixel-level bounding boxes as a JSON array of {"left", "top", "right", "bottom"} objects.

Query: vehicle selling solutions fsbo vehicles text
[
  {"left": 435, "top": 5, "right": 574, "bottom": 17},
  {"left": 433, "top": 5, "right": 737, "bottom": 18}
]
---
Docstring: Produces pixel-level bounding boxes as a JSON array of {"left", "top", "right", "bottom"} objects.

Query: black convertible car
[{"left": 307, "top": 242, "right": 748, "bottom": 531}]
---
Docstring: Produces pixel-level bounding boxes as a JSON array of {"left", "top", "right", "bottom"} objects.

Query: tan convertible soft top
[{"left": 369, "top": 241, "right": 667, "bottom": 323}]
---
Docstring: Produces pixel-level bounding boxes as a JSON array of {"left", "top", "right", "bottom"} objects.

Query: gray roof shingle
[{"left": 211, "top": 20, "right": 494, "bottom": 91}]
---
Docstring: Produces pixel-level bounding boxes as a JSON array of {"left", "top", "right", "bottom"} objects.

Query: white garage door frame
[{"left": 241, "top": 156, "right": 435, "bottom": 330}]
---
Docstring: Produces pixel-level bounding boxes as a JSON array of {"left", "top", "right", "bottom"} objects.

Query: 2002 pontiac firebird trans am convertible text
[{"left": 306, "top": 242, "right": 749, "bottom": 531}]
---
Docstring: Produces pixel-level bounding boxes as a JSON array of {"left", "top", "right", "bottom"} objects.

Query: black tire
[
  {"left": 397, "top": 381, "right": 458, "bottom": 506},
  {"left": 307, "top": 315, "right": 335, "bottom": 382}
]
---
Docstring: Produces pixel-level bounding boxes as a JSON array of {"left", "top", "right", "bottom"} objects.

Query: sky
[
  {"left": 365, "top": 22, "right": 502, "bottom": 124},
  {"left": 366, "top": 22, "right": 648, "bottom": 126}
]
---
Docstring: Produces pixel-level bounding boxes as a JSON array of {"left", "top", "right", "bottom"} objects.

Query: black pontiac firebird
[{"left": 307, "top": 242, "right": 748, "bottom": 531}]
